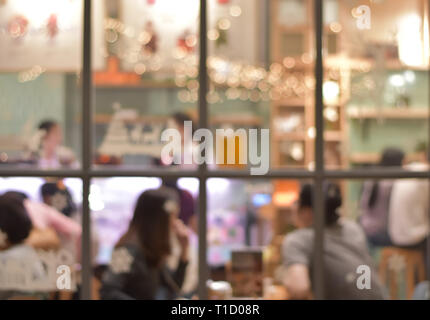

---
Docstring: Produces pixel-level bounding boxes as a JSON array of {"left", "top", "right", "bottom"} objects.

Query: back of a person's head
[
  {"left": 366, "top": 148, "right": 405, "bottom": 209},
  {"left": 299, "top": 182, "right": 342, "bottom": 226},
  {"left": 40, "top": 182, "right": 59, "bottom": 197},
  {"left": 2, "top": 191, "right": 29, "bottom": 202},
  {"left": 38, "top": 119, "right": 58, "bottom": 133},
  {"left": 380, "top": 148, "right": 405, "bottom": 167},
  {"left": 129, "top": 189, "right": 179, "bottom": 267},
  {"left": 172, "top": 112, "right": 192, "bottom": 127},
  {"left": 162, "top": 177, "right": 179, "bottom": 190},
  {"left": 0, "top": 193, "right": 33, "bottom": 247}
]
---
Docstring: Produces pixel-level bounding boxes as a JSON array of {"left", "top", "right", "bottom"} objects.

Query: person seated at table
[
  {"left": 26, "top": 120, "right": 78, "bottom": 169},
  {"left": 3, "top": 191, "right": 81, "bottom": 256},
  {"left": 160, "top": 112, "right": 198, "bottom": 169},
  {"left": 0, "top": 193, "right": 48, "bottom": 300},
  {"left": 282, "top": 182, "right": 386, "bottom": 300},
  {"left": 99, "top": 189, "right": 190, "bottom": 300}
]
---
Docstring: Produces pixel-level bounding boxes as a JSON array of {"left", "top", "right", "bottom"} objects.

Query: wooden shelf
[
  {"left": 326, "top": 55, "right": 429, "bottom": 71},
  {"left": 347, "top": 108, "right": 429, "bottom": 119},
  {"left": 273, "top": 131, "right": 342, "bottom": 142},
  {"left": 273, "top": 132, "right": 306, "bottom": 141},
  {"left": 273, "top": 98, "right": 306, "bottom": 107},
  {"left": 95, "top": 81, "right": 178, "bottom": 90},
  {"left": 350, "top": 153, "right": 422, "bottom": 164},
  {"left": 271, "top": 0, "right": 347, "bottom": 170},
  {"left": 92, "top": 114, "right": 263, "bottom": 126},
  {"left": 210, "top": 115, "right": 263, "bottom": 126},
  {"left": 93, "top": 114, "right": 168, "bottom": 124},
  {"left": 325, "top": 131, "right": 343, "bottom": 141}
]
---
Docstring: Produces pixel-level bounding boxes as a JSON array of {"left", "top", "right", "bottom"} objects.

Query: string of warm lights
[{"left": 102, "top": 14, "right": 351, "bottom": 104}]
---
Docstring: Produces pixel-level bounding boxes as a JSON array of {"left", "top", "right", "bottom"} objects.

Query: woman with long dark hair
[{"left": 100, "top": 189, "right": 190, "bottom": 300}]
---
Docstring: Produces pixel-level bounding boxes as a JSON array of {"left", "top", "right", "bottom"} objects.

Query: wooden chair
[{"left": 379, "top": 247, "right": 426, "bottom": 300}]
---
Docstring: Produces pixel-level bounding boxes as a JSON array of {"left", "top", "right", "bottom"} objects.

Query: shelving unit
[
  {"left": 91, "top": 113, "right": 263, "bottom": 127},
  {"left": 270, "top": 0, "right": 346, "bottom": 170},
  {"left": 350, "top": 152, "right": 423, "bottom": 165}
]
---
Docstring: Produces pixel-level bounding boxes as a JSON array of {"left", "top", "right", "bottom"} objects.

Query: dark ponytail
[{"left": 299, "top": 182, "right": 342, "bottom": 226}]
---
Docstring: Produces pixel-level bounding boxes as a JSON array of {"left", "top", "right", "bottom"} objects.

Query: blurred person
[
  {"left": 359, "top": 148, "right": 405, "bottom": 247},
  {"left": 282, "top": 182, "right": 386, "bottom": 300},
  {"left": 100, "top": 189, "right": 190, "bottom": 300},
  {"left": 161, "top": 177, "right": 197, "bottom": 231},
  {"left": 3, "top": 191, "right": 81, "bottom": 258},
  {"left": 389, "top": 143, "right": 429, "bottom": 254},
  {"left": 161, "top": 112, "right": 197, "bottom": 168},
  {"left": 40, "top": 180, "right": 77, "bottom": 218},
  {"left": 0, "top": 193, "right": 48, "bottom": 300},
  {"left": 27, "top": 120, "right": 78, "bottom": 169},
  {"left": 160, "top": 178, "right": 198, "bottom": 295}
]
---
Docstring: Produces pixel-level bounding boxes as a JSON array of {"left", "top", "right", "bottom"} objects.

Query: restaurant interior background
[{"left": 0, "top": 0, "right": 430, "bottom": 300}]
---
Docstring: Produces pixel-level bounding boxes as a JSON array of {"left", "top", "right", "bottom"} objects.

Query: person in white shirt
[{"left": 389, "top": 147, "right": 429, "bottom": 248}]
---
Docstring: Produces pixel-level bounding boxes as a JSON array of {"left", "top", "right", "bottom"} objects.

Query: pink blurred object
[{"left": 47, "top": 14, "right": 59, "bottom": 39}]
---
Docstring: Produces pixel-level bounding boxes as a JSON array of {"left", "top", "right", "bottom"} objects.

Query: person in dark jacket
[{"left": 100, "top": 189, "right": 190, "bottom": 300}]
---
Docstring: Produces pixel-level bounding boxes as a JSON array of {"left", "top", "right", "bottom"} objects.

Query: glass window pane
[
  {"left": 92, "top": 0, "right": 200, "bottom": 171},
  {"left": 323, "top": 0, "right": 429, "bottom": 170},
  {"left": 205, "top": 0, "right": 316, "bottom": 174},
  {"left": 0, "top": 0, "right": 83, "bottom": 170},
  {"left": 92, "top": 177, "right": 199, "bottom": 300},
  {"left": 205, "top": 177, "right": 427, "bottom": 300},
  {"left": 0, "top": 177, "right": 82, "bottom": 300},
  {"left": 207, "top": 178, "right": 307, "bottom": 299},
  {"left": 334, "top": 178, "right": 429, "bottom": 300}
]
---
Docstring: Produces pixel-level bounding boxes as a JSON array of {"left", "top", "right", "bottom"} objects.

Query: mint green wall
[
  {"left": 0, "top": 73, "right": 66, "bottom": 136},
  {"left": 348, "top": 70, "right": 429, "bottom": 156},
  {"left": 346, "top": 70, "right": 429, "bottom": 219},
  {"left": 0, "top": 72, "right": 268, "bottom": 160},
  {"left": 348, "top": 120, "right": 428, "bottom": 154}
]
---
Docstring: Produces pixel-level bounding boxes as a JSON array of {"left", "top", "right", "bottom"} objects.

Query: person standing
[
  {"left": 359, "top": 148, "right": 405, "bottom": 247},
  {"left": 389, "top": 145, "right": 429, "bottom": 253}
]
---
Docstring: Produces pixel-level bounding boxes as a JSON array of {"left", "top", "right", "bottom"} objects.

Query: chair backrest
[
  {"left": 413, "top": 281, "right": 430, "bottom": 300},
  {"left": 379, "top": 247, "right": 426, "bottom": 300}
]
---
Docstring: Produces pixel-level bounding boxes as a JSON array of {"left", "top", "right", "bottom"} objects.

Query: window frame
[{"left": 0, "top": 0, "right": 429, "bottom": 300}]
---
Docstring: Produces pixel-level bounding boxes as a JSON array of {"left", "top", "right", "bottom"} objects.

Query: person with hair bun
[{"left": 281, "top": 182, "right": 386, "bottom": 300}]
